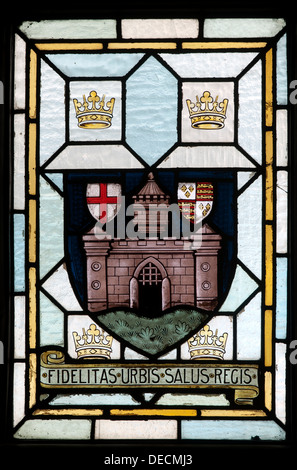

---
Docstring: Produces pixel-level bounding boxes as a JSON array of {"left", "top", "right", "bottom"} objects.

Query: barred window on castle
[{"left": 9, "top": 15, "right": 292, "bottom": 444}]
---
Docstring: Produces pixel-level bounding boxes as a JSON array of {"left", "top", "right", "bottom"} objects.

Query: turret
[{"left": 132, "top": 172, "right": 171, "bottom": 236}]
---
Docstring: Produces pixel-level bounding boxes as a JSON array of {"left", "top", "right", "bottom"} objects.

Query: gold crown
[
  {"left": 186, "top": 91, "right": 228, "bottom": 129},
  {"left": 188, "top": 324, "right": 228, "bottom": 360},
  {"left": 72, "top": 323, "right": 113, "bottom": 359},
  {"left": 73, "top": 91, "right": 115, "bottom": 128}
]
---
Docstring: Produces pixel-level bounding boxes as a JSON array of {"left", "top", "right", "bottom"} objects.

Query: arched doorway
[
  {"left": 138, "top": 262, "right": 163, "bottom": 317},
  {"left": 129, "top": 257, "right": 171, "bottom": 317}
]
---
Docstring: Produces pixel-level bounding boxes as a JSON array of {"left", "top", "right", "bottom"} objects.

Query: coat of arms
[
  {"left": 177, "top": 181, "right": 214, "bottom": 223},
  {"left": 65, "top": 169, "right": 236, "bottom": 359},
  {"left": 86, "top": 182, "right": 121, "bottom": 225}
]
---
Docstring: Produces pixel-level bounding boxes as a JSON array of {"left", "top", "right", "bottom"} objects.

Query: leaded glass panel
[{"left": 6, "top": 13, "right": 295, "bottom": 447}]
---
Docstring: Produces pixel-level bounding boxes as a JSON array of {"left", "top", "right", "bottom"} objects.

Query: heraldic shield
[{"left": 64, "top": 169, "right": 236, "bottom": 358}]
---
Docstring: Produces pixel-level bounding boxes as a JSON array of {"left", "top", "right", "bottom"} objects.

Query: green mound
[{"left": 96, "top": 307, "right": 209, "bottom": 356}]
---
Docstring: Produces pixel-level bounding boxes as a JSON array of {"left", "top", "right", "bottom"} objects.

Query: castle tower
[
  {"left": 132, "top": 172, "right": 171, "bottom": 236},
  {"left": 194, "top": 223, "right": 221, "bottom": 311}
]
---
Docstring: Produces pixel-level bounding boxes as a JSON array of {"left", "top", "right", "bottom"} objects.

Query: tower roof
[
  {"left": 137, "top": 172, "right": 165, "bottom": 196},
  {"left": 134, "top": 172, "right": 169, "bottom": 201}
]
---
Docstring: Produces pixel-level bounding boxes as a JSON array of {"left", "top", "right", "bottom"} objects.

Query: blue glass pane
[{"left": 126, "top": 56, "right": 178, "bottom": 165}]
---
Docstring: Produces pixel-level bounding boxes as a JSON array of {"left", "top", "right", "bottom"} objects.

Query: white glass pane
[
  {"left": 14, "top": 35, "right": 26, "bottom": 109},
  {"left": 204, "top": 18, "right": 286, "bottom": 38},
  {"left": 95, "top": 419, "right": 178, "bottom": 439},
  {"left": 13, "top": 114, "right": 25, "bottom": 209},
  {"left": 277, "top": 34, "right": 287, "bottom": 105},
  {"left": 14, "top": 296, "right": 26, "bottom": 359},
  {"left": 14, "top": 419, "right": 92, "bottom": 439},
  {"left": 276, "top": 257, "right": 287, "bottom": 339},
  {"left": 19, "top": 20, "right": 117, "bottom": 39},
  {"left": 275, "top": 343, "right": 286, "bottom": 424},
  {"left": 122, "top": 19, "right": 199, "bottom": 39},
  {"left": 161, "top": 52, "right": 259, "bottom": 78},
  {"left": 39, "top": 176, "right": 64, "bottom": 278},
  {"left": 237, "top": 175, "right": 262, "bottom": 278},
  {"left": 238, "top": 60, "right": 262, "bottom": 164},
  {"left": 237, "top": 292, "right": 261, "bottom": 360},
  {"left": 13, "top": 363, "right": 26, "bottom": 426},
  {"left": 276, "top": 170, "right": 288, "bottom": 253},
  {"left": 276, "top": 110, "right": 288, "bottom": 166},
  {"left": 40, "top": 60, "right": 65, "bottom": 165}
]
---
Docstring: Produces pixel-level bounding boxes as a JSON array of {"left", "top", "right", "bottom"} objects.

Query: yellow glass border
[
  {"left": 33, "top": 41, "right": 268, "bottom": 53},
  {"left": 182, "top": 41, "right": 267, "bottom": 49},
  {"left": 264, "top": 50, "right": 274, "bottom": 383},
  {"left": 107, "top": 42, "right": 177, "bottom": 50},
  {"left": 35, "top": 43, "right": 104, "bottom": 51}
]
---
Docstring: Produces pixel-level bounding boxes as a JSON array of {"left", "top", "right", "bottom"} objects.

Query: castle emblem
[
  {"left": 83, "top": 173, "right": 221, "bottom": 316},
  {"left": 64, "top": 169, "right": 236, "bottom": 357},
  {"left": 73, "top": 90, "right": 115, "bottom": 128},
  {"left": 186, "top": 91, "right": 228, "bottom": 129}
]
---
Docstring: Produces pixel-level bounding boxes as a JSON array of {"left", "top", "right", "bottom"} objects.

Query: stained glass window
[{"left": 6, "top": 13, "right": 296, "bottom": 448}]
